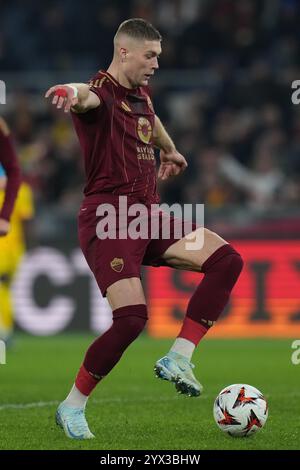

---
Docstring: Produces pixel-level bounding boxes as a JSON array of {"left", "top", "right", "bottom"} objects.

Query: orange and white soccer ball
[{"left": 213, "top": 384, "right": 268, "bottom": 437}]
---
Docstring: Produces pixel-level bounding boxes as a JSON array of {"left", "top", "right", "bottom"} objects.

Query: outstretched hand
[
  {"left": 158, "top": 149, "right": 188, "bottom": 180},
  {"left": 45, "top": 85, "right": 78, "bottom": 113}
]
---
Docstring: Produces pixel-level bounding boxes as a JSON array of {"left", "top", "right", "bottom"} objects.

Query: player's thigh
[
  {"left": 161, "top": 227, "right": 228, "bottom": 271},
  {"left": 106, "top": 277, "right": 146, "bottom": 311}
]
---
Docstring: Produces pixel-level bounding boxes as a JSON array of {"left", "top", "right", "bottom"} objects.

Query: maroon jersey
[
  {"left": 0, "top": 118, "right": 22, "bottom": 221},
  {"left": 71, "top": 70, "right": 159, "bottom": 204}
]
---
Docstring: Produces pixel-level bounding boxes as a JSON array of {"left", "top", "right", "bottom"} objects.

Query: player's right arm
[{"left": 45, "top": 83, "right": 101, "bottom": 113}]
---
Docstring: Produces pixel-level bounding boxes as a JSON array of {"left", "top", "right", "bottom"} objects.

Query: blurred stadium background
[{"left": 1, "top": 0, "right": 300, "bottom": 340}]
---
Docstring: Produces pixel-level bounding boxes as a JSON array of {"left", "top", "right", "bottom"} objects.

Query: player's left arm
[{"left": 153, "top": 115, "right": 187, "bottom": 180}]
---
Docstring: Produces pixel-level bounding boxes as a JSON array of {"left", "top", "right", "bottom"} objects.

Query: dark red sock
[
  {"left": 75, "top": 304, "right": 147, "bottom": 396},
  {"left": 179, "top": 244, "right": 243, "bottom": 345},
  {"left": 178, "top": 317, "right": 208, "bottom": 346},
  {"left": 75, "top": 365, "right": 99, "bottom": 396}
]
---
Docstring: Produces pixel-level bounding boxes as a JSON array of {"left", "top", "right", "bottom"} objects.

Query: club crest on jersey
[
  {"left": 110, "top": 257, "right": 124, "bottom": 273},
  {"left": 137, "top": 117, "right": 152, "bottom": 144}
]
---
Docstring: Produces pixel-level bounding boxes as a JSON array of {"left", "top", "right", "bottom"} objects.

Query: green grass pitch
[{"left": 0, "top": 334, "right": 299, "bottom": 450}]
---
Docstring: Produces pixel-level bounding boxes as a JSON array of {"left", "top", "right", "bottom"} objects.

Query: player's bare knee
[
  {"left": 185, "top": 229, "right": 227, "bottom": 270},
  {"left": 106, "top": 277, "right": 146, "bottom": 310},
  {"left": 203, "top": 228, "right": 227, "bottom": 251}
]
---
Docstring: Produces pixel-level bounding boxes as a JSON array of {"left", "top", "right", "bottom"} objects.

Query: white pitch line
[
  {"left": 1, "top": 391, "right": 297, "bottom": 412},
  {"left": 0, "top": 395, "right": 210, "bottom": 411},
  {"left": 0, "top": 400, "right": 59, "bottom": 411}
]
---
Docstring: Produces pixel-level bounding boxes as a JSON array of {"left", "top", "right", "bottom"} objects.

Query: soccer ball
[{"left": 213, "top": 384, "right": 268, "bottom": 437}]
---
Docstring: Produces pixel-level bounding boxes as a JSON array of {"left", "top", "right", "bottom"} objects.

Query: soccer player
[
  {"left": 45, "top": 18, "right": 243, "bottom": 440},
  {"left": 0, "top": 117, "right": 23, "bottom": 341},
  {"left": 0, "top": 166, "right": 34, "bottom": 342},
  {"left": 0, "top": 117, "right": 21, "bottom": 236}
]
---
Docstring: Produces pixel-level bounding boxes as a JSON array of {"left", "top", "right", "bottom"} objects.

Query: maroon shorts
[{"left": 78, "top": 194, "right": 197, "bottom": 296}]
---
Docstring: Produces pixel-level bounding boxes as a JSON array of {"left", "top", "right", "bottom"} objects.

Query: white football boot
[
  {"left": 154, "top": 351, "right": 203, "bottom": 397},
  {"left": 55, "top": 402, "right": 95, "bottom": 439}
]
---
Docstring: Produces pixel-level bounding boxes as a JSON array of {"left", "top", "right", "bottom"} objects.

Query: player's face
[{"left": 123, "top": 40, "right": 161, "bottom": 87}]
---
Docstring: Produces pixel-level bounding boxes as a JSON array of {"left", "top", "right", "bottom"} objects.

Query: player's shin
[
  {"left": 63, "top": 304, "right": 148, "bottom": 407},
  {"left": 176, "top": 244, "right": 243, "bottom": 355}
]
